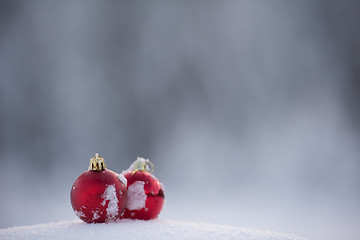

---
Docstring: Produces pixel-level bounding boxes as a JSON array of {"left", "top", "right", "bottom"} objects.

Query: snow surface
[
  {"left": 0, "top": 219, "right": 308, "bottom": 240},
  {"left": 126, "top": 181, "right": 147, "bottom": 210}
]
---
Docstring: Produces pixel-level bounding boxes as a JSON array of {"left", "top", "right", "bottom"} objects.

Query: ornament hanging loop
[{"left": 147, "top": 160, "right": 154, "bottom": 173}]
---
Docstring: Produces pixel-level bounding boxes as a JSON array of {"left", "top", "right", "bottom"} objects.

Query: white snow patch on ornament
[
  {"left": 74, "top": 210, "right": 85, "bottom": 218},
  {"left": 101, "top": 185, "right": 119, "bottom": 221},
  {"left": 117, "top": 174, "right": 127, "bottom": 187},
  {"left": 126, "top": 181, "right": 147, "bottom": 210},
  {"left": 92, "top": 210, "right": 100, "bottom": 220}
]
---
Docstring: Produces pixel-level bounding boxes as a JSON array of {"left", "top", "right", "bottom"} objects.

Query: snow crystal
[
  {"left": 0, "top": 220, "right": 308, "bottom": 240},
  {"left": 116, "top": 174, "right": 127, "bottom": 187},
  {"left": 126, "top": 181, "right": 147, "bottom": 210},
  {"left": 74, "top": 210, "right": 85, "bottom": 218},
  {"left": 92, "top": 210, "right": 100, "bottom": 220},
  {"left": 101, "top": 185, "right": 119, "bottom": 221}
]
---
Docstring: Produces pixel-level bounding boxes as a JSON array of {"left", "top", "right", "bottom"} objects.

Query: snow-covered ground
[{"left": 0, "top": 219, "right": 307, "bottom": 240}]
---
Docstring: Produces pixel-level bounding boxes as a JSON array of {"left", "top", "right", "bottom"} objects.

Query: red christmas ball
[
  {"left": 70, "top": 153, "right": 128, "bottom": 223},
  {"left": 122, "top": 157, "right": 164, "bottom": 220}
]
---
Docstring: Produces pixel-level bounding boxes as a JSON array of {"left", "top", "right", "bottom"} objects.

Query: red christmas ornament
[
  {"left": 70, "top": 153, "right": 128, "bottom": 223},
  {"left": 122, "top": 157, "right": 165, "bottom": 220}
]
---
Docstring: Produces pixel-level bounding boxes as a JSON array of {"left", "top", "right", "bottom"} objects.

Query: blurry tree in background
[{"left": 0, "top": 1, "right": 359, "bottom": 240}]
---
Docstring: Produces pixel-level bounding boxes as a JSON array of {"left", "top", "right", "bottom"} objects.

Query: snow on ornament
[
  {"left": 122, "top": 157, "right": 165, "bottom": 220},
  {"left": 70, "top": 153, "right": 128, "bottom": 223}
]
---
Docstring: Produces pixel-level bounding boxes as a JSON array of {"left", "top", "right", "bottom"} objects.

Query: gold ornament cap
[{"left": 88, "top": 153, "right": 107, "bottom": 171}]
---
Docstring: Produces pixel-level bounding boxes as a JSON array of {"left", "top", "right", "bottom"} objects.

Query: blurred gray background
[{"left": 0, "top": 1, "right": 359, "bottom": 240}]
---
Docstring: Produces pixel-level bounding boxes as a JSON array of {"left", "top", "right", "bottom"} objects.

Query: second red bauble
[{"left": 122, "top": 157, "right": 165, "bottom": 220}]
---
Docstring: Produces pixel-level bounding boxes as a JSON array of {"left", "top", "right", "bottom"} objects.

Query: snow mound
[{"left": 0, "top": 219, "right": 308, "bottom": 240}]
